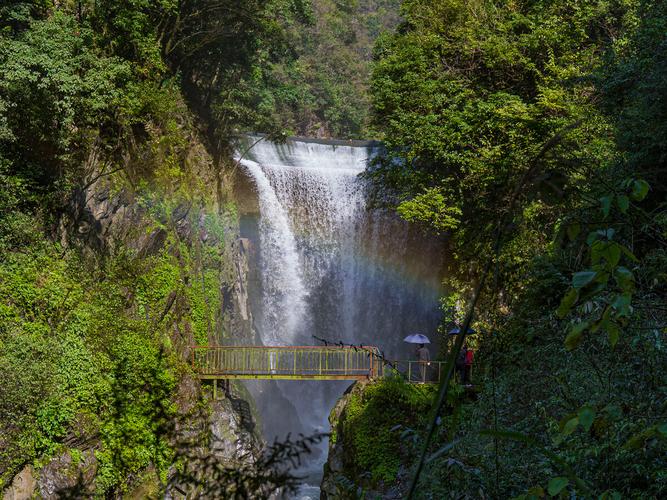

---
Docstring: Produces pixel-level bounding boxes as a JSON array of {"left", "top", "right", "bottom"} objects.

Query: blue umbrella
[
  {"left": 448, "top": 326, "right": 475, "bottom": 335},
  {"left": 403, "top": 333, "right": 431, "bottom": 344}
]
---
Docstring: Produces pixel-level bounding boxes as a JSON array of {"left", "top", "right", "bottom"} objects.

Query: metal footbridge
[{"left": 192, "top": 345, "right": 446, "bottom": 384}]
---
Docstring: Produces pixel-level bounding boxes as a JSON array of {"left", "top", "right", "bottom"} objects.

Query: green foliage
[
  {"left": 224, "top": 0, "right": 401, "bottom": 138},
  {"left": 0, "top": 4, "right": 232, "bottom": 486},
  {"left": 396, "top": 187, "right": 462, "bottom": 233},
  {"left": 0, "top": 11, "right": 132, "bottom": 190},
  {"left": 365, "top": 0, "right": 667, "bottom": 498},
  {"left": 0, "top": 243, "right": 180, "bottom": 491},
  {"left": 369, "top": 0, "right": 623, "bottom": 300},
  {"left": 338, "top": 377, "right": 435, "bottom": 485}
]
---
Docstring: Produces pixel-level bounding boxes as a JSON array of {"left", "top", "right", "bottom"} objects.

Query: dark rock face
[
  {"left": 320, "top": 382, "right": 363, "bottom": 500},
  {"left": 38, "top": 450, "right": 98, "bottom": 499}
]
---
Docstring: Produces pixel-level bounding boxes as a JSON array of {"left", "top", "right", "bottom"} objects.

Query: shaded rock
[
  {"left": 38, "top": 449, "right": 97, "bottom": 499},
  {"left": 320, "top": 382, "right": 365, "bottom": 500},
  {"left": 321, "top": 381, "right": 407, "bottom": 500},
  {"left": 210, "top": 394, "right": 261, "bottom": 462},
  {"left": 137, "top": 228, "right": 168, "bottom": 258},
  {"left": 2, "top": 465, "right": 36, "bottom": 500}
]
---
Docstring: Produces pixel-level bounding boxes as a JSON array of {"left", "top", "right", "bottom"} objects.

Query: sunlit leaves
[{"left": 396, "top": 187, "right": 462, "bottom": 233}]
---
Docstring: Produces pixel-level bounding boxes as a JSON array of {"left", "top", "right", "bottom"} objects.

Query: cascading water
[
  {"left": 238, "top": 159, "right": 308, "bottom": 346},
  {"left": 234, "top": 135, "right": 445, "bottom": 498}
]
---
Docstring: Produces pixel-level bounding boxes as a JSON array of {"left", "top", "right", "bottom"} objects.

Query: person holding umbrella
[
  {"left": 449, "top": 326, "right": 476, "bottom": 385},
  {"left": 404, "top": 333, "right": 431, "bottom": 382}
]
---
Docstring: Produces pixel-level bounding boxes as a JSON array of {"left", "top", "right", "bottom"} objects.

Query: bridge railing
[
  {"left": 379, "top": 360, "right": 448, "bottom": 384},
  {"left": 192, "top": 345, "right": 382, "bottom": 380}
]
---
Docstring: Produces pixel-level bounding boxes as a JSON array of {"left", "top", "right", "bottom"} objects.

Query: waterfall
[
  {"left": 234, "top": 135, "right": 445, "bottom": 496},
  {"left": 237, "top": 159, "right": 308, "bottom": 346}
]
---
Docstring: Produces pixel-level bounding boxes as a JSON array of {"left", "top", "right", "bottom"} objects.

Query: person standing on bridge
[
  {"left": 464, "top": 346, "right": 474, "bottom": 385},
  {"left": 416, "top": 343, "right": 430, "bottom": 382}
]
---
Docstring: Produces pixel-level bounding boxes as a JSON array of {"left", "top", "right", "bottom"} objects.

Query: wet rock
[
  {"left": 320, "top": 382, "right": 365, "bottom": 500},
  {"left": 210, "top": 394, "right": 261, "bottom": 462}
]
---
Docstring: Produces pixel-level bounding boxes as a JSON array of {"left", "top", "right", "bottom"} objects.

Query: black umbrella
[{"left": 448, "top": 326, "right": 476, "bottom": 335}]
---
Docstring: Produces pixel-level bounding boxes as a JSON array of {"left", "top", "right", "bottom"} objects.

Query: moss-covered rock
[{"left": 322, "top": 378, "right": 437, "bottom": 499}]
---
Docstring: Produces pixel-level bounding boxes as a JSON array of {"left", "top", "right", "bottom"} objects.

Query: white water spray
[{"left": 236, "top": 158, "right": 308, "bottom": 346}]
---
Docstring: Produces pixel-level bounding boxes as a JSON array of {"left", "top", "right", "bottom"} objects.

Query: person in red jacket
[{"left": 463, "top": 347, "right": 474, "bottom": 385}]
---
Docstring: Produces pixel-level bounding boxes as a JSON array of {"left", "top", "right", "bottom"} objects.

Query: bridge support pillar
[{"left": 213, "top": 379, "right": 218, "bottom": 400}]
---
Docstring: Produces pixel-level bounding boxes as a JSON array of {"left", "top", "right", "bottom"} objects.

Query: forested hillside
[
  {"left": 246, "top": 0, "right": 401, "bottom": 138},
  {"left": 0, "top": 0, "right": 313, "bottom": 496},
  {"left": 328, "top": 0, "right": 666, "bottom": 497}
]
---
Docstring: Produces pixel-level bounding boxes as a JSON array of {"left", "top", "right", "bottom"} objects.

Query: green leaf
[
  {"left": 557, "top": 288, "right": 578, "bottom": 318},
  {"left": 565, "top": 322, "right": 588, "bottom": 350},
  {"left": 623, "top": 425, "right": 660, "bottom": 449},
  {"left": 600, "top": 243, "right": 621, "bottom": 267},
  {"left": 578, "top": 405, "right": 595, "bottom": 432},
  {"left": 566, "top": 223, "right": 580, "bottom": 241},
  {"left": 630, "top": 179, "right": 649, "bottom": 201},
  {"left": 611, "top": 293, "right": 632, "bottom": 316},
  {"left": 604, "top": 404, "right": 623, "bottom": 421},
  {"left": 606, "top": 322, "right": 621, "bottom": 348},
  {"left": 600, "top": 196, "right": 612, "bottom": 218},
  {"left": 572, "top": 271, "right": 596, "bottom": 289},
  {"left": 547, "top": 476, "right": 569, "bottom": 496},
  {"left": 590, "top": 240, "right": 604, "bottom": 265},
  {"left": 616, "top": 195, "right": 629, "bottom": 213},
  {"left": 561, "top": 416, "right": 579, "bottom": 435},
  {"left": 620, "top": 245, "right": 639, "bottom": 263},
  {"left": 657, "top": 423, "right": 667, "bottom": 437},
  {"left": 526, "top": 486, "right": 545, "bottom": 499},
  {"left": 586, "top": 231, "right": 599, "bottom": 245},
  {"left": 590, "top": 317, "right": 606, "bottom": 334},
  {"left": 614, "top": 266, "right": 634, "bottom": 292},
  {"left": 599, "top": 490, "right": 622, "bottom": 500}
]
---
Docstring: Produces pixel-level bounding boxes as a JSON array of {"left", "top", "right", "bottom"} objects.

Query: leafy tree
[{"left": 364, "top": 0, "right": 667, "bottom": 498}]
